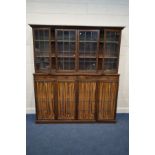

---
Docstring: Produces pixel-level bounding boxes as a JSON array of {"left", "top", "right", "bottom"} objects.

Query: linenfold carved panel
[
  {"left": 57, "top": 81, "right": 75, "bottom": 119},
  {"left": 35, "top": 81, "right": 55, "bottom": 120},
  {"left": 78, "top": 81, "right": 96, "bottom": 120}
]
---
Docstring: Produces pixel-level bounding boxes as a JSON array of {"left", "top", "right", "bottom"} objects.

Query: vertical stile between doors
[
  {"left": 95, "top": 81, "right": 98, "bottom": 121},
  {"left": 75, "top": 79, "right": 79, "bottom": 120},
  {"left": 54, "top": 80, "right": 58, "bottom": 120}
]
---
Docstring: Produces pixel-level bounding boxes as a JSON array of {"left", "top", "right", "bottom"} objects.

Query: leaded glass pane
[
  {"left": 79, "top": 58, "right": 96, "bottom": 70},
  {"left": 58, "top": 58, "right": 75, "bottom": 70},
  {"left": 103, "top": 58, "right": 118, "bottom": 71},
  {"left": 35, "top": 57, "right": 50, "bottom": 72}
]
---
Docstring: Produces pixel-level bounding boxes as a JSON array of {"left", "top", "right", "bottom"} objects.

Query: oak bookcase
[{"left": 30, "top": 25, "right": 124, "bottom": 123}]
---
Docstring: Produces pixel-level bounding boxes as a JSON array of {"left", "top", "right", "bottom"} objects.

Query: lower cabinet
[{"left": 34, "top": 75, "right": 119, "bottom": 123}]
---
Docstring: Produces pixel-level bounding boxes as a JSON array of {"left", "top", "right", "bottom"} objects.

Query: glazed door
[
  {"left": 98, "top": 81, "right": 118, "bottom": 120},
  {"left": 35, "top": 80, "right": 55, "bottom": 120},
  {"left": 33, "top": 28, "right": 50, "bottom": 73},
  {"left": 78, "top": 81, "right": 96, "bottom": 120},
  {"left": 57, "top": 81, "right": 76, "bottom": 119}
]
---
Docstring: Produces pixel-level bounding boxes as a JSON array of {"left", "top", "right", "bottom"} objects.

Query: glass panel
[
  {"left": 34, "top": 29, "right": 49, "bottom": 40},
  {"left": 79, "top": 58, "right": 96, "bottom": 70},
  {"left": 105, "top": 43, "right": 119, "bottom": 57},
  {"left": 35, "top": 57, "right": 50, "bottom": 72},
  {"left": 85, "top": 42, "right": 97, "bottom": 52},
  {"left": 34, "top": 29, "right": 50, "bottom": 73},
  {"left": 86, "top": 32, "right": 91, "bottom": 41},
  {"left": 79, "top": 32, "right": 85, "bottom": 40},
  {"left": 106, "top": 31, "right": 120, "bottom": 42},
  {"left": 64, "top": 42, "right": 75, "bottom": 55},
  {"left": 58, "top": 58, "right": 75, "bottom": 70},
  {"left": 34, "top": 30, "right": 39, "bottom": 40},
  {"left": 79, "top": 42, "right": 84, "bottom": 53},
  {"left": 56, "top": 30, "right": 76, "bottom": 59},
  {"left": 64, "top": 42, "right": 70, "bottom": 52},
  {"left": 57, "top": 42, "right": 63, "bottom": 53},
  {"left": 103, "top": 58, "right": 118, "bottom": 71},
  {"left": 70, "top": 31, "right": 75, "bottom": 40},
  {"left": 64, "top": 31, "right": 69, "bottom": 40},
  {"left": 44, "top": 30, "right": 49, "bottom": 40},
  {"left": 79, "top": 31, "right": 98, "bottom": 41},
  {"left": 57, "top": 31, "right": 63, "bottom": 40},
  {"left": 92, "top": 32, "right": 98, "bottom": 41},
  {"left": 57, "top": 42, "right": 75, "bottom": 56},
  {"left": 35, "top": 41, "right": 49, "bottom": 57},
  {"left": 57, "top": 30, "right": 76, "bottom": 41},
  {"left": 79, "top": 42, "right": 97, "bottom": 56},
  {"left": 39, "top": 31, "right": 43, "bottom": 40}
]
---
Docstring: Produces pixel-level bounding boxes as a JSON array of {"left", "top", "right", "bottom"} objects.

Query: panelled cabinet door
[
  {"left": 35, "top": 81, "right": 55, "bottom": 120},
  {"left": 78, "top": 81, "right": 96, "bottom": 120},
  {"left": 79, "top": 30, "right": 99, "bottom": 71},
  {"left": 98, "top": 81, "right": 118, "bottom": 120},
  {"left": 103, "top": 29, "right": 121, "bottom": 73},
  {"left": 33, "top": 28, "right": 50, "bottom": 73},
  {"left": 55, "top": 29, "right": 76, "bottom": 71},
  {"left": 57, "top": 81, "right": 76, "bottom": 119}
]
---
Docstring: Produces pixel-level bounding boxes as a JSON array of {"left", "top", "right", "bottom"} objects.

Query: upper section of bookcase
[{"left": 30, "top": 25, "right": 124, "bottom": 75}]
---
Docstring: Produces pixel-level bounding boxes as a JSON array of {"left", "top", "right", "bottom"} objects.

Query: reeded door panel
[
  {"left": 57, "top": 81, "right": 76, "bottom": 119},
  {"left": 98, "top": 81, "right": 118, "bottom": 120},
  {"left": 35, "top": 81, "right": 55, "bottom": 120},
  {"left": 78, "top": 81, "right": 96, "bottom": 120}
]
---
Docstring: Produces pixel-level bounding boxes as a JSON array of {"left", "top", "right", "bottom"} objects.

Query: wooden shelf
[
  {"left": 56, "top": 40, "right": 75, "bottom": 42},
  {"left": 79, "top": 55, "right": 96, "bottom": 58},
  {"left": 51, "top": 54, "right": 56, "bottom": 57},
  {"left": 56, "top": 70, "right": 76, "bottom": 72},
  {"left": 104, "top": 57, "right": 118, "bottom": 59},
  {"left": 100, "top": 41, "right": 119, "bottom": 43},
  {"left": 105, "top": 41, "right": 119, "bottom": 44},
  {"left": 57, "top": 55, "right": 75, "bottom": 58},
  {"left": 79, "top": 41, "right": 97, "bottom": 43},
  {"left": 98, "top": 55, "right": 103, "bottom": 58}
]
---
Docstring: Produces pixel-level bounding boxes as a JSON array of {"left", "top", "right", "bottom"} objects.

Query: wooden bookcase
[{"left": 30, "top": 25, "right": 124, "bottom": 123}]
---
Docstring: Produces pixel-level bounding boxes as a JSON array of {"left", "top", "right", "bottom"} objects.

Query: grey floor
[{"left": 26, "top": 114, "right": 129, "bottom": 155}]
